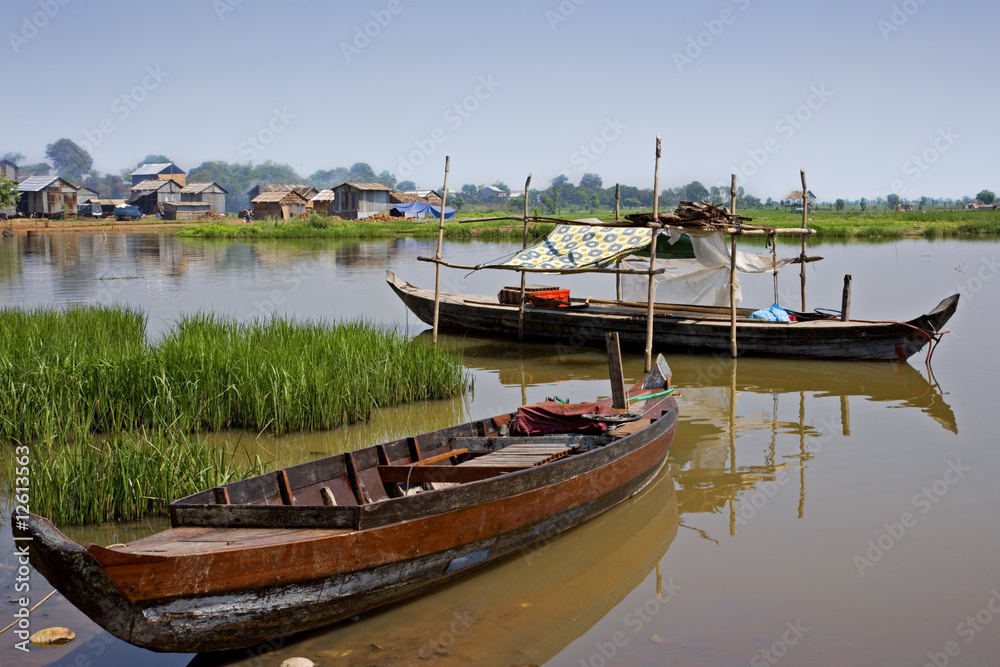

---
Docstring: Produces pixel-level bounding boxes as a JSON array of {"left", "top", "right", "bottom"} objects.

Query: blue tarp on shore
[{"left": 391, "top": 201, "right": 456, "bottom": 220}]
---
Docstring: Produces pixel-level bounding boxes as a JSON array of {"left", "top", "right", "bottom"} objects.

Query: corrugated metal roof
[
  {"left": 18, "top": 176, "right": 79, "bottom": 192},
  {"left": 92, "top": 199, "right": 126, "bottom": 206},
  {"left": 130, "top": 179, "right": 176, "bottom": 192},
  {"left": 165, "top": 201, "right": 210, "bottom": 207},
  {"left": 180, "top": 182, "right": 230, "bottom": 194},
  {"left": 341, "top": 182, "right": 393, "bottom": 191},
  {"left": 132, "top": 163, "right": 181, "bottom": 176},
  {"left": 311, "top": 189, "right": 336, "bottom": 201},
  {"left": 252, "top": 191, "right": 308, "bottom": 203}
]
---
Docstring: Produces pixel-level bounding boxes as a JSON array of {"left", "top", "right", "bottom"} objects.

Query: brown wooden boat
[
  {"left": 15, "top": 357, "right": 678, "bottom": 653},
  {"left": 387, "top": 270, "right": 959, "bottom": 361}
]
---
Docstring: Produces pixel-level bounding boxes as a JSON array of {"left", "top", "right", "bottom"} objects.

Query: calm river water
[{"left": 1, "top": 232, "right": 998, "bottom": 666}]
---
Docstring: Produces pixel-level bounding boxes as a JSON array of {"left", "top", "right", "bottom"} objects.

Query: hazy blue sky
[{"left": 3, "top": 0, "right": 996, "bottom": 201}]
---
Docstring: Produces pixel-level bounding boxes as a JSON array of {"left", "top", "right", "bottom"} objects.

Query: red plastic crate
[{"left": 527, "top": 289, "right": 571, "bottom": 307}]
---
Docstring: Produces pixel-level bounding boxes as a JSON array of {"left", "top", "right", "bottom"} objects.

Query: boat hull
[
  {"left": 18, "top": 392, "right": 677, "bottom": 652},
  {"left": 387, "top": 270, "right": 958, "bottom": 361}
]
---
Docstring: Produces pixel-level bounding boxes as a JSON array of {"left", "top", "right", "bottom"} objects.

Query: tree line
[{"left": 2, "top": 138, "right": 994, "bottom": 215}]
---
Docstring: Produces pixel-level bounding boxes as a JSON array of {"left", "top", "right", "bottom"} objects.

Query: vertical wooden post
[
  {"left": 645, "top": 135, "right": 662, "bottom": 372},
  {"left": 729, "top": 231, "right": 738, "bottom": 358},
  {"left": 605, "top": 332, "right": 627, "bottom": 409},
  {"left": 800, "top": 169, "right": 808, "bottom": 312},
  {"left": 730, "top": 173, "right": 737, "bottom": 214},
  {"left": 517, "top": 173, "right": 532, "bottom": 341},
  {"left": 615, "top": 183, "right": 622, "bottom": 302},
  {"left": 841, "top": 274, "right": 852, "bottom": 322},
  {"left": 431, "top": 155, "right": 450, "bottom": 344}
]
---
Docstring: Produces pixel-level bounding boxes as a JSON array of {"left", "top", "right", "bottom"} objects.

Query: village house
[
  {"left": 251, "top": 190, "right": 308, "bottom": 220},
  {"left": 128, "top": 178, "right": 183, "bottom": 215},
  {"left": 131, "top": 163, "right": 186, "bottom": 187},
  {"left": 246, "top": 183, "right": 319, "bottom": 203},
  {"left": 179, "top": 182, "right": 229, "bottom": 213},
  {"left": 331, "top": 182, "right": 392, "bottom": 219},
  {"left": 163, "top": 201, "right": 212, "bottom": 220},
  {"left": 1, "top": 158, "right": 19, "bottom": 181},
  {"left": 390, "top": 190, "right": 445, "bottom": 219},
  {"left": 310, "top": 189, "right": 336, "bottom": 216},
  {"left": 16, "top": 176, "right": 79, "bottom": 217},
  {"left": 785, "top": 190, "right": 817, "bottom": 207}
]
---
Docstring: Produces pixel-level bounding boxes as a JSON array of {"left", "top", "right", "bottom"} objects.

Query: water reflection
[{"left": 187, "top": 464, "right": 679, "bottom": 667}]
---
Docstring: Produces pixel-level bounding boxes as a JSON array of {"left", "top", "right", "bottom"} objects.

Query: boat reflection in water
[{"left": 188, "top": 459, "right": 679, "bottom": 666}]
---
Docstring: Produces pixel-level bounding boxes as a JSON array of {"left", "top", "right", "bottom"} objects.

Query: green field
[{"left": 174, "top": 207, "right": 1000, "bottom": 241}]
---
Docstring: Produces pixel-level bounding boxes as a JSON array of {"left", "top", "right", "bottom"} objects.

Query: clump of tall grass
[
  {"left": 1, "top": 432, "right": 267, "bottom": 524},
  {"left": 0, "top": 307, "right": 469, "bottom": 445}
]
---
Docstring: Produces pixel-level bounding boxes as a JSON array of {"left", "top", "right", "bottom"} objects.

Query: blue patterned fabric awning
[{"left": 501, "top": 224, "right": 653, "bottom": 270}]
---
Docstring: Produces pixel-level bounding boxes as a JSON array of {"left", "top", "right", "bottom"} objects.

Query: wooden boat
[
  {"left": 15, "top": 357, "right": 678, "bottom": 653},
  {"left": 387, "top": 270, "right": 959, "bottom": 361}
]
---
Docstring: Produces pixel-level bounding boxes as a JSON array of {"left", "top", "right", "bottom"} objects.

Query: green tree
[
  {"left": 45, "top": 139, "right": 93, "bottom": 180},
  {"left": 348, "top": 162, "right": 377, "bottom": 182},
  {"left": 492, "top": 181, "right": 510, "bottom": 195},
  {"left": 0, "top": 177, "right": 20, "bottom": 210},
  {"left": 396, "top": 180, "right": 417, "bottom": 191},
  {"left": 19, "top": 162, "right": 51, "bottom": 177},
  {"left": 887, "top": 193, "right": 900, "bottom": 209},
  {"left": 309, "top": 167, "right": 350, "bottom": 189},
  {"left": 919, "top": 196, "right": 928, "bottom": 211},
  {"left": 579, "top": 173, "right": 603, "bottom": 190},
  {"left": 461, "top": 184, "right": 479, "bottom": 197},
  {"left": 976, "top": 189, "right": 996, "bottom": 205},
  {"left": 376, "top": 170, "right": 397, "bottom": 189},
  {"left": 835, "top": 198, "right": 845, "bottom": 211},
  {"left": 683, "top": 181, "right": 709, "bottom": 202},
  {"left": 2, "top": 152, "right": 25, "bottom": 164},
  {"left": 137, "top": 154, "right": 171, "bottom": 167},
  {"left": 859, "top": 197, "right": 867, "bottom": 212}
]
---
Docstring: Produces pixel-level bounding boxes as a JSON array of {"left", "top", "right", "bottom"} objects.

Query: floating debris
[{"left": 30, "top": 627, "right": 76, "bottom": 646}]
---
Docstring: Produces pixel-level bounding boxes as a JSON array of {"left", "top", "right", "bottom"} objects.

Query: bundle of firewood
[{"left": 624, "top": 200, "right": 750, "bottom": 227}]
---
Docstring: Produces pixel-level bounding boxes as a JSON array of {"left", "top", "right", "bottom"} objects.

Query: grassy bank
[
  {"left": 174, "top": 208, "right": 1000, "bottom": 241},
  {"left": 0, "top": 305, "right": 469, "bottom": 523},
  {"left": 176, "top": 214, "right": 555, "bottom": 241}
]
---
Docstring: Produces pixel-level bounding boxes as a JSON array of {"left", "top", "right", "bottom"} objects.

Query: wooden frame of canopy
[{"left": 422, "top": 149, "right": 817, "bottom": 370}]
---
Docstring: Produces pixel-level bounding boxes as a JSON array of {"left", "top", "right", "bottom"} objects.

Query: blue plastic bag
[{"left": 750, "top": 304, "right": 791, "bottom": 322}]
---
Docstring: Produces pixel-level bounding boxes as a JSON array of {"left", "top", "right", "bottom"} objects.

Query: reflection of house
[
  {"left": 311, "top": 189, "right": 336, "bottom": 215},
  {"left": 251, "top": 191, "right": 308, "bottom": 220},
  {"left": 1, "top": 158, "right": 19, "bottom": 181},
  {"left": 163, "top": 201, "right": 211, "bottom": 220},
  {"left": 131, "top": 163, "right": 186, "bottom": 187},
  {"left": 785, "top": 190, "right": 817, "bottom": 207},
  {"left": 128, "top": 178, "right": 183, "bottom": 215},
  {"left": 17, "top": 176, "right": 79, "bottom": 217},
  {"left": 331, "top": 182, "right": 392, "bottom": 219},
  {"left": 179, "top": 182, "right": 229, "bottom": 213}
]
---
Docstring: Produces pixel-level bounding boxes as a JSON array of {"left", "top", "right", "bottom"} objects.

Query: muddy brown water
[{"left": 1, "top": 233, "right": 998, "bottom": 666}]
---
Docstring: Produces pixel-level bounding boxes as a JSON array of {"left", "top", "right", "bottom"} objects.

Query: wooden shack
[
  {"left": 179, "top": 182, "right": 229, "bottom": 213},
  {"left": 311, "top": 189, "right": 336, "bottom": 215},
  {"left": 163, "top": 201, "right": 211, "bottom": 220},
  {"left": 331, "top": 182, "right": 392, "bottom": 219},
  {"left": 0, "top": 158, "right": 19, "bottom": 181},
  {"left": 131, "top": 163, "right": 186, "bottom": 187},
  {"left": 17, "top": 176, "right": 79, "bottom": 218},
  {"left": 251, "top": 191, "right": 308, "bottom": 220},
  {"left": 128, "top": 178, "right": 183, "bottom": 215}
]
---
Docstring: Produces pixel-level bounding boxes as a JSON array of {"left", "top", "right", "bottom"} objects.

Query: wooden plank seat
[{"left": 377, "top": 442, "right": 581, "bottom": 485}]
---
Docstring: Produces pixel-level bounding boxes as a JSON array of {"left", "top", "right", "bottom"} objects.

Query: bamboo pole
[
  {"left": 431, "top": 155, "right": 450, "bottom": 344},
  {"left": 729, "top": 173, "right": 738, "bottom": 357},
  {"left": 800, "top": 169, "right": 808, "bottom": 312},
  {"left": 841, "top": 274, "right": 852, "bottom": 321},
  {"left": 518, "top": 174, "right": 532, "bottom": 340},
  {"left": 615, "top": 183, "right": 622, "bottom": 302},
  {"left": 645, "top": 136, "right": 661, "bottom": 372},
  {"left": 417, "top": 256, "right": 664, "bottom": 275},
  {"left": 729, "top": 231, "right": 738, "bottom": 357}
]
